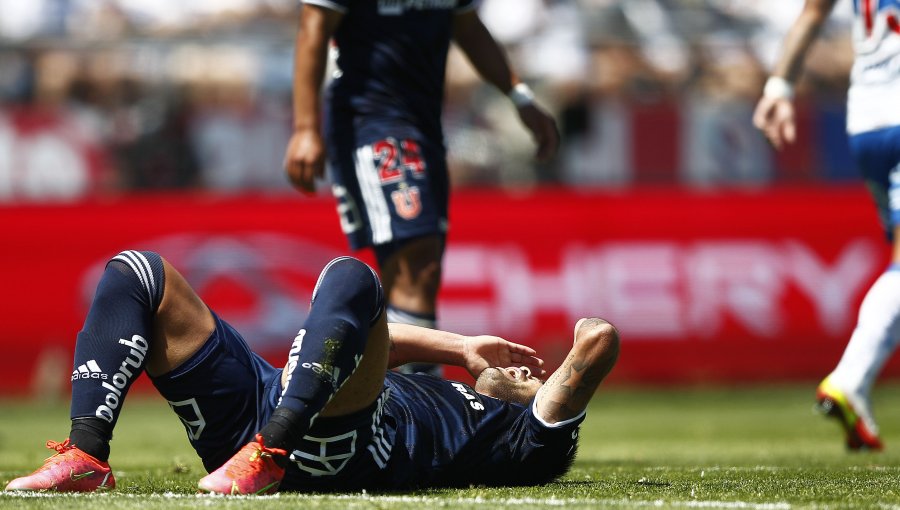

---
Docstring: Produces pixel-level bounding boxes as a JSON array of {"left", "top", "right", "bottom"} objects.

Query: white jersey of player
[{"left": 847, "top": 0, "right": 900, "bottom": 134}]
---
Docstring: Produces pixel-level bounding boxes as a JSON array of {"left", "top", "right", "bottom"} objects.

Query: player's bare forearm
[
  {"left": 387, "top": 323, "right": 467, "bottom": 369},
  {"left": 535, "top": 319, "right": 619, "bottom": 424},
  {"left": 537, "top": 351, "right": 605, "bottom": 420},
  {"left": 452, "top": 10, "right": 559, "bottom": 161},
  {"left": 771, "top": 0, "right": 838, "bottom": 81},
  {"left": 387, "top": 323, "right": 544, "bottom": 377}
]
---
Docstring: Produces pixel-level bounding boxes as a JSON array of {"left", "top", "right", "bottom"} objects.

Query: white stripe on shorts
[{"left": 354, "top": 145, "right": 394, "bottom": 245}]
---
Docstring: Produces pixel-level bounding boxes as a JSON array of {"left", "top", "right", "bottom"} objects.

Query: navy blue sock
[
  {"left": 69, "top": 250, "right": 164, "bottom": 460},
  {"left": 259, "top": 257, "right": 384, "bottom": 450}
]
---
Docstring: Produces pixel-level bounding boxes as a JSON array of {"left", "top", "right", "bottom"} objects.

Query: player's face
[{"left": 474, "top": 366, "right": 544, "bottom": 405}]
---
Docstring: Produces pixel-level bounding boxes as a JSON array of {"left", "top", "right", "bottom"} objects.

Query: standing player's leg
[
  {"left": 329, "top": 135, "right": 449, "bottom": 377},
  {"left": 198, "top": 256, "right": 389, "bottom": 495},
  {"left": 5, "top": 251, "right": 215, "bottom": 491},
  {"left": 379, "top": 233, "right": 444, "bottom": 375},
  {"left": 817, "top": 127, "right": 900, "bottom": 450}
]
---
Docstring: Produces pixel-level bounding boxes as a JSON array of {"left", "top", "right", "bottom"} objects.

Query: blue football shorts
[
  {"left": 327, "top": 134, "right": 449, "bottom": 252},
  {"left": 849, "top": 125, "right": 900, "bottom": 240},
  {"left": 149, "top": 311, "right": 385, "bottom": 483}
]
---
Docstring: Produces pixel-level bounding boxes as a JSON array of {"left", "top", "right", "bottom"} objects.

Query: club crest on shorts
[{"left": 391, "top": 185, "right": 422, "bottom": 220}]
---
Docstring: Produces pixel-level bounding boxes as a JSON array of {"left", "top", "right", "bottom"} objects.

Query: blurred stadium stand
[
  {"left": 5, "top": 1, "right": 898, "bottom": 391},
  {"left": 0, "top": 0, "right": 858, "bottom": 201}
]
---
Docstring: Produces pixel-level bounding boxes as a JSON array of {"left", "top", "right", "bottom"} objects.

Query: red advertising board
[{"left": 0, "top": 187, "right": 893, "bottom": 394}]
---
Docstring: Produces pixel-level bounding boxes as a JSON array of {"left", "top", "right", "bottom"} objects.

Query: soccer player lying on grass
[{"left": 5, "top": 251, "right": 619, "bottom": 494}]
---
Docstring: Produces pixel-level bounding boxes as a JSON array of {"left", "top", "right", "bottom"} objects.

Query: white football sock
[{"left": 831, "top": 266, "right": 900, "bottom": 400}]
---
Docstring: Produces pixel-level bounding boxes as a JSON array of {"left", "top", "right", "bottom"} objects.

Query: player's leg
[
  {"left": 261, "top": 256, "right": 387, "bottom": 440},
  {"left": 199, "top": 256, "right": 389, "bottom": 495},
  {"left": 378, "top": 235, "right": 443, "bottom": 323},
  {"left": 378, "top": 233, "right": 445, "bottom": 375},
  {"left": 328, "top": 134, "right": 448, "bottom": 376},
  {"left": 6, "top": 251, "right": 213, "bottom": 492},
  {"left": 377, "top": 137, "right": 449, "bottom": 376},
  {"left": 533, "top": 318, "right": 620, "bottom": 425},
  {"left": 818, "top": 239, "right": 900, "bottom": 451},
  {"left": 817, "top": 127, "right": 900, "bottom": 451}
]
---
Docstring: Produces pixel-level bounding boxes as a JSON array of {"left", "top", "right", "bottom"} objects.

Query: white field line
[{"left": 1, "top": 491, "right": 793, "bottom": 509}]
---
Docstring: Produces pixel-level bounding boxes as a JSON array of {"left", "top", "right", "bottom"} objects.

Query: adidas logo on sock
[{"left": 71, "top": 360, "right": 107, "bottom": 381}]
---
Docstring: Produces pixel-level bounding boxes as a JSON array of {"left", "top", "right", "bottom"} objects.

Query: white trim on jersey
[
  {"left": 354, "top": 145, "right": 394, "bottom": 245},
  {"left": 113, "top": 250, "right": 156, "bottom": 305},
  {"left": 367, "top": 426, "right": 391, "bottom": 468},
  {"left": 301, "top": 0, "right": 348, "bottom": 14},
  {"left": 530, "top": 399, "right": 586, "bottom": 429},
  {"left": 367, "top": 387, "right": 392, "bottom": 468}
]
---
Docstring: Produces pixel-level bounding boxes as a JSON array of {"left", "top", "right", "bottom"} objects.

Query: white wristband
[
  {"left": 763, "top": 76, "right": 795, "bottom": 100},
  {"left": 508, "top": 83, "right": 535, "bottom": 108}
]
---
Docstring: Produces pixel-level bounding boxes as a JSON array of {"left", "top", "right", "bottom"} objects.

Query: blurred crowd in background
[{"left": 0, "top": 0, "right": 857, "bottom": 201}]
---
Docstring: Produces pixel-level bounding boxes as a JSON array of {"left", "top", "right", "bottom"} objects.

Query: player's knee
[
  {"left": 575, "top": 318, "right": 620, "bottom": 369},
  {"left": 312, "top": 256, "right": 385, "bottom": 324},
  {"left": 98, "top": 250, "right": 165, "bottom": 312}
]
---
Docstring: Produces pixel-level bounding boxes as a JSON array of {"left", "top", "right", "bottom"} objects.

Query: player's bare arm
[
  {"left": 284, "top": 4, "right": 343, "bottom": 193},
  {"left": 451, "top": 10, "right": 559, "bottom": 162},
  {"left": 386, "top": 322, "right": 545, "bottom": 378},
  {"left": 534, "top": 318, "right": 619, "bottom": 424},
  {"left": 753, "top": 0, "right": 838, "bottom": 149}
]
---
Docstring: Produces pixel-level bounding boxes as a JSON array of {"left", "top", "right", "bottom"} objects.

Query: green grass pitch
[{"left": 2, "top": 383, "right": 900, "bottom": 509}]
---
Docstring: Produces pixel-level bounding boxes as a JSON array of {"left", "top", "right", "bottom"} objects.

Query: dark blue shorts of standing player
[{"left": 327, "top": 134, "right": 449, "bottom": 252}]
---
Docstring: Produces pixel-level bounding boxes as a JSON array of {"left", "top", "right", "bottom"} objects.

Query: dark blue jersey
[
  {"left": 305, "top": 0, "right": 478, "bottom": 145},
  {"left": 377, "top": 372, "right": 583, "bottom": 488},
  {"left": 281, "top": 372, "right": 582, "bottom": 490}
]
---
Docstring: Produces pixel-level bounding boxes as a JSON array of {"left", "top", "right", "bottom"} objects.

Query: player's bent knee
[
  {"left": 99, "top": 250, "right": 166, "bottom": 313},
  {"left": 312, "top": 257, "right": 385, "bottom": 324}
]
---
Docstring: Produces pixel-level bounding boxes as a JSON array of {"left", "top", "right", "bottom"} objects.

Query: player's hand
[
  {"left": 284, "top": 128, "right": 326, "bottom": 195},
  {"left": 462, "top": 335, "right": 545, "bottom": 379},
  {"left": 517, "top": 104, "right": 560, "bottom": 162},
  {"left": 752, "top": 96, "right": 797, "bottom": 150}
]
